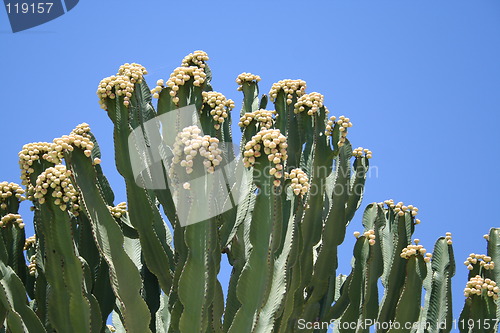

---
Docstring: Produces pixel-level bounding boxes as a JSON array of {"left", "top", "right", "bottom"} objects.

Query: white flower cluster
[
  {"left": 352, "top": 147, "right": 373, "bottom": 159},
  {"left": 383, "top": 199, "right": 420, "bottom": 220},
  {"left": 325, "top": 116, "right": 336, "bottom": 136},
  {"left": 33, "top": 165, "right": 79, "bottom": 214},
  {"left": 54, "top": 123, "right": 95, "bottom": 159},
  {"left": 19, "top": 125, "right": 99, "bottom": 191},
  {"left": 151, "top": 66, "right": 207, "bottom": 103},
  {"left": 400, "top": 242, "right": 432, "bottom": 263},
  {"left": 0, "top": 213, "right": 25, "bottom": 229},
  {"left": 97, "top": 63, "right": 148, "bottom": 109},
  {"left": 108, "top": 202, "right": 127, "bottom": 219},
  {"left": 0, "top": 182, "right": 26, "bottom": 210},
  {"left": 19, "top": 142, "right": 60, "bottom": 188},
  {"left": 171, "top": 126, "right": 222, "bottom": 175},
  {"left": 325, "top": 115, "right": 353, "bottom": 147},
  {"left": 24, "top": 235, "right": 36, "bottom": 251},
  {"left": 243, "top": 129, "right": 288, "bottom": 186},
  {"left": 464, "top": 253, "right": 495, "bottom": 271},
  {"left": 269, "top": 79, "right": 307, "bottom": 104},
  {"left": 294, "top": 92, "right": 324, "bottom": 115},
  {"left": 236, "top": 73, "right": 261, "bottom": 91},
  {"left": 464, "top": 276, "right": 499, "bottom": 299},
  {"left": 354, "top": 229, "right": 376, "bottom": 246},
  {"left": 285, "top": 168, "right": 309, "bottom": 196},
  {"left": 202, "top": 91, "right": 235, "bottom": 130},
  {"left": 181, "top": 50, "right": 209, "bottom": 68},
  {"left": 238, "top": 109, "right": 276, "bottom": 129},
  {"left": 445, "top": 232, "right": 453, "bottom": 245}
]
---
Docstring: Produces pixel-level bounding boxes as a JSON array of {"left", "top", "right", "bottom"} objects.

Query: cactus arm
[
  {"left": 177, "top": 220, "right": 213, "bottom": 332},
  {"left": 487, "top": 228, "right": 500, "bottom": 285},
  {"left": 345, "top": 156, "right": 369, "bottom": 223},
  {"left": 335, "top": 207, "right": 382, "bottom": 332},
  {"left": 67, "top": 148, "right": 152, "bottom": 333},
  {"left": 360, "top": 205, "right": 384, "bottom": 323},
  {"left": 0, "top": 226, "right": 25, "bottom": 286},
  {"left": 254, "top": 195, "right": 298, "bottom": 332},
  {"left": 303, "top": 140, "right": 351, "bottom": 316},
  {"left": 377, "top": 213, "right": 413, "bottom": 331},
  {"left": 0, "top": 261, "right": 45, "bottom": 332},
  {"left": 337, "top": 237, "right": 369, "bottom": 332},
  {"left": 228, "top": 170, "right": 279, "bottom": 332},
  {"left": 105, "top": 92, "right": 174, "bottom": 293},
  {"left": 388, "top": 256, "right": 427, "bottom": 333},
  {"left": 207, "top": 280, "right": 224, "bottom": 332},
  {"left": 223, "top": 207, "right": 253, "bottom": 331},
  {"left": 38, "top": 202, "right": 91, "bottom": 333},
  {"left": 155, "top": 294, "right": 171, "bottom": 333},
  {"left": 297, "top": 107, "right": 332, "bottom": 293},
  {"left": 176, "top": 176, "right": 221, "bottom": 333},
  {"left": 87, "top": 132, "right": 115, "bottom": 205},
  {"left": 276, "top": 215, "right": 305, "bottom": 333},
  {"left": 241, "top": 81, "right": 260, "bottom": 118},
  {"left": 423, "top": 237, "right": 455, "bottom": 333},
  {"left": 0, "top": 284, "right": 24, "bottom": 332},
  {"left": 79, "top": 257, "right": 104, "bottom": 332},
  {"left": 219, "top": 167, "right": 255, "bottom": 249},
  {"left": 92, "top": 259, "right": 116, "bottom": 327}
]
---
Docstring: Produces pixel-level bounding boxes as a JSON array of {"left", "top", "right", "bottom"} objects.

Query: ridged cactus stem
[
  {"left": 37, "top": 200, "right": 91, "bottom": 332},
  {"left": 67, "top": 149, "right": 153, "bottom": 332}
]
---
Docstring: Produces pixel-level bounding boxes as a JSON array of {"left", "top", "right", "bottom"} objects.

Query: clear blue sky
[{"left": 1, "top": 0, "right": 499, "bottom": 323}]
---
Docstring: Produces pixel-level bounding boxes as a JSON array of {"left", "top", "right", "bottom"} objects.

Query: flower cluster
[
  {"left": 97, "top": 63, "right": 148, "bottom": 109},
  {"left": 20, "top": 125, "right": 99, "bottom": 191},
  {"left": 0, "top": 214, "right": 25, "bottom": 229},
  {"left": 352, "top": 147, "right": 373, "bottom": 159},
  {"left": 171, "top": 126, "right": 222, "bottom": 175},
  {"left": 464, "top": 276, "right": 499, "bottom": 299},
  {"left": 151, "top": 66, "right": 207, "bottom": 103},
  {"left": 354, "top": 229, "right": 376, "bottom": 246},
  {"left": 325, "top": 116, "right": 336, "bottom": 136},
  {"left": 285, "top": 168, "right": 309, "bottom": 196},
  {"left": 294, "top": 92, "right": 324, "bottom": 116},
  {"left": 24, "top": 235, "right": 36, "bottom": 251},
  {"left": 54, "top": 123, "right": 95, "bottom": 159},
  {"left": 383, "top": 199, "right": 420, "bottom": 219},
  {"left": 19, "top": 142, "right": 59, "bottom": 188},
  {"left": 243, "top": 129, "right": 288, "bottom": 186},
  {"left": 325, "top": 115, "right": 353, "bottom": 147},
  {"left": 108, "top": 202, "right": 127, "bottom": 219},
  {"left": 181, "top": 50, "right": 209, "bottom": 68},
  {"left": 236, "top": 73, "right": 261, "bottom": 91},
  {"left": 0, "top": 182, "right": 26, "bottom": 210},
  {"left": 238, "top": 109, "right": 276, "bottom": 129},
  {"left": 464, "top": 253, "right": 495, "bottom": 271},
  {"left": 33, "top": 165, "right": 79, "bottom": 214},
  {"left": 202, "top": 91, "right": 235, "bottom": 130},
  {"left": 269, "top": 79, "right": 307, "bottom": 104},
  {"left": 445, "top": 232, "right": 453, "bottom": 245},
  {"left": 400, "top": 242, "right": 432, "bottom": 263}
]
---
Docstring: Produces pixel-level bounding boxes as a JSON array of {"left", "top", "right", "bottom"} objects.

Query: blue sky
[{"left": 1, "top": 0, "right": 499, "bottom": 323}]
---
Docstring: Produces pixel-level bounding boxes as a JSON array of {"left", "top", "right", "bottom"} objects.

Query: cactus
[{"left": 0, "top": 50, "right": 496, "bottom": 332}]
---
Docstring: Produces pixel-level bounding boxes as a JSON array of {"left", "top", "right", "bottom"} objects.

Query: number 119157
[{"left": 5, "top": 2, "right": 53, "bottom": 14}]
